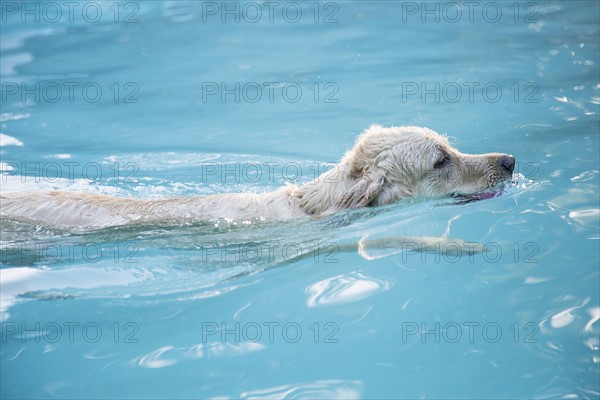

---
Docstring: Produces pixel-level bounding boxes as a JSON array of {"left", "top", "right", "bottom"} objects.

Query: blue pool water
[{"left": 1, "top": 1, "right": 599, "bottom": 398}]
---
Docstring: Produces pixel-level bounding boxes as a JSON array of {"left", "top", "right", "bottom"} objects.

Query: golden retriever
[{"left": 0, "top": 125, "right": 515, "bottom": 229}]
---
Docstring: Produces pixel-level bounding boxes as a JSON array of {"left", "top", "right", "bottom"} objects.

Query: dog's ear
[{"left": 334, "top": 174, "right": 384, "bottom": 210}]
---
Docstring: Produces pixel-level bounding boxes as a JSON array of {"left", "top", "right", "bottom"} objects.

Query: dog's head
[
  {"left": 343, "top": 124, "right": 515, "bottom": 206},
  {"left": 295, "top": 125, "right": 515, "bottom": 214}
]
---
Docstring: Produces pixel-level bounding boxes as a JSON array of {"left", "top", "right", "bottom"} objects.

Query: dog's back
[{"left": 0, "top": 187, "right": 304, "bottom": 229}]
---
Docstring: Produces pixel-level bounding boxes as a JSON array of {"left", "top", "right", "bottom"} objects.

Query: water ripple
[
  {"left": 240, "top": 379, "right": 362, "bottom": 399},
  {"left": 0, "top": 133, "right": 24, "bottom": 147},
  {"left": 134, "top": 346, "right": 177, "bottom": 369},
  {"left": 188, "top": 342, "right": 265, "bottom": 359},
  {"left": 305, "top": 272, "right": 391, "bottom": 307}
]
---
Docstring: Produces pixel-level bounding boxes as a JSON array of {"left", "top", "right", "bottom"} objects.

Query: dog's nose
[{"left": 500, "top": 155, "right": 515, "bottom": 173}]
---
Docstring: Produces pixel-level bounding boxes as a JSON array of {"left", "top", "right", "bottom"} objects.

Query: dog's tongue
[
  {"left": 470, "top": 191, "right": 500, "bottom": 201},
  {"left": 453, "top": 190, "right": 502, "bottom": 204}
]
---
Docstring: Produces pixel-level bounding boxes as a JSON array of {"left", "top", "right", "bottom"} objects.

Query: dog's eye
[{"left": 434, "top": 154, "right": 450, "bottom": 169}]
